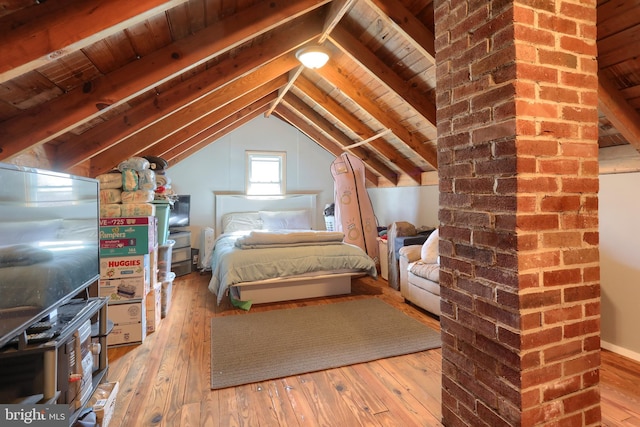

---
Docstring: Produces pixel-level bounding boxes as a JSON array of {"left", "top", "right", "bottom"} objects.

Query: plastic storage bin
[
  {"left": 157, "top": 239, "right": 175, "bottom": 277},
  {"left": 324, "top": 215, "right": 335, "bottom": 231},
  {"left": 152, "top": 200, "right": 171, "bottom": 245},
  {"left": 160, "top": 272, "right": 176, "bottom": 318}
]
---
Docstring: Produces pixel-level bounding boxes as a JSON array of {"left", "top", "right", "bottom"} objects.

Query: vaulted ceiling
[{"left": 0, "top": 0, "right": 639, "bottom": 186}]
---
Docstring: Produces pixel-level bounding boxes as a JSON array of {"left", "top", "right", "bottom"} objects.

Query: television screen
[
  {"left": 169, "top": 195, "right": 190, "bottom": 228},
  {"left": 0, "top": 163, "right": 100, "bottom": 348}
]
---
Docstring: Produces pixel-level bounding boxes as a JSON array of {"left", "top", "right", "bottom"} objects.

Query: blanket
[{"left": 234, "top": 230, "right": 345, "bottom": 249}]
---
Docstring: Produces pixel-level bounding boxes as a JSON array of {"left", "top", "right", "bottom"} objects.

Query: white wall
[
  {"left": 167, "top": 115, "right": 336, "bottom": 247},
  {"left": 599, "top": 172, "right": 640, "bottom": 360},
  {"left": 368, "top": 185, "right": 439, "bottom": 229}
]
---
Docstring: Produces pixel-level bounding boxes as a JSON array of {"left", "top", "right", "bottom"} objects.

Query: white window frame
[{"left": 245, "top": 151, "right": 286, "bottom": 196}]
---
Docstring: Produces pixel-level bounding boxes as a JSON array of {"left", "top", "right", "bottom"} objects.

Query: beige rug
[{"left": 210, "top": 298, "right": 441, "bottom": 389}]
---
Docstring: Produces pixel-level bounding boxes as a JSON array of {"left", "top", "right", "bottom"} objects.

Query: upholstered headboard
[{"left": 213, "top": 192, "right": 318, "bottom": 237}]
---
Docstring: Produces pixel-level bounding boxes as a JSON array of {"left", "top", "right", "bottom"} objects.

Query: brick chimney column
[{"left": 434, "top": 1, "right": 600, "bottom": 426}]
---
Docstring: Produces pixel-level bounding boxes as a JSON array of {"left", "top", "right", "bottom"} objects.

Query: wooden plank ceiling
[{"left": 0, "top": 0, "right": 639, "bottom": 186}]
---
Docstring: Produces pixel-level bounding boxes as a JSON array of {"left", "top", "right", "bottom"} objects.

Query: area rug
[{"left": 210, "top": 298, "right": 441, "bottom": 389}]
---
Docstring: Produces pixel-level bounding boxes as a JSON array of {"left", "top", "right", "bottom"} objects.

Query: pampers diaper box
[{"left": 99, "top": 216, "right": 157, "bottom": 256}]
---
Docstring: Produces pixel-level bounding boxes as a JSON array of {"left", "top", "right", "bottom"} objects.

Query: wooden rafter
[
  {"left": 132, "top": 90, "right": 281, "bottom": 162},
  {"left": 54, "top": 15, "right": 320, "bottom": 170},
  {"left": 0, "top": 0, "right": 189, "bottom": 83},
  {"left": 362, "top": 0, "right": 435, "bottom": 63},
  {"left": 294, "top": 75, "right": 423, "bottom": 183},
  {"left": 274, "top": 104, "right": 379, "bottom": 186},
  {"left": 329, "top": 24, "right": 436, "bottom": 125},
  {"left": 265, "top": 67, "right": 304, "bottom": 118},
  {"left": 89, "top": 72, "right": 290, "bottom": 176},
  {"left": 282, "top": 92, "right": 397, "bottom": 184},
  {"left": 168, "top": 106, "right": 270, "bottom": 166},
  {"left": 0, "top": 0, "right": 329, "bottom": 160},
  {"left": 159, "top": 96, "right": 276, "bottom": 164},
  {"left": 598, "top": 73, "right": 640, "bottom": 152},
  {"left": 314, "top": 55, "right": 438, "bottom": 169}
]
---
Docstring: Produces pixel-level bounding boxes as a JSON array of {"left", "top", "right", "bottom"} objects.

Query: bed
[{"left": 207, "top": 193, "right": 377, "bottom": 307}]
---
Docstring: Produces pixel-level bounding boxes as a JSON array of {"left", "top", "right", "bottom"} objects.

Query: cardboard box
[
  {"left": 149, "top": 245, "right": 158, "bottom": 289},
  {"left": 108, "top": 321, "right": 146, "bottom": 346},
  {"left": 91, "top": 381, "right": 119, "bottom": 427},
  {"left": 99, "top": 275, "right": 150, "bottom": 301},
  {"left": 146, "top": 285, "right": 162, "bottom": 333},
  {"left": 100, "top": 254, "right": 150, "bottom": 279},
  {"left": 109, "top": 300, "right": 145, "bottom": 324},
  {"left": 100, "top": 217, "right": 156, "bottom": 227},
  {"left": 161, "top": 280, "right": 172, "bottom": 318},
  {"left": 99, "top": 216, "right": 157, "bottom": 256},
  {"left": 108, "top": 300, "right": 146, "bottom": 346}
]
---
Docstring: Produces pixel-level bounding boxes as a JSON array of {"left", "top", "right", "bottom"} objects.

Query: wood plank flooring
[{"left": 106, "top": 273, "right": 640, "bottom": 426}]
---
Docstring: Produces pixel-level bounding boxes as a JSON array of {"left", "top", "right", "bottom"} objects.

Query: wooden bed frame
[{"left": 212, "top": 192, "right": 366, "bottom": 304}]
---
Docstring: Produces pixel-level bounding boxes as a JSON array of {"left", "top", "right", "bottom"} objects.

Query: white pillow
[
  {"left": 222, "top": 212, "right": 263, "bottom": 233},
  {"left": 420, "top": 229, "right": 439, "bottom": 264},
  {"left": 259, "top": 210, "right": 311, "bottom": 230}
]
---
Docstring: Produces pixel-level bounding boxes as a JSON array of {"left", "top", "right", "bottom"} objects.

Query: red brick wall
[{"left": 434, "top": 0, "right": 600, "bottom": 425}]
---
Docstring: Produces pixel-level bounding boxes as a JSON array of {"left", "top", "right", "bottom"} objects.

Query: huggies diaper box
[
  {"left": 100, "top": 254, "right": 150, "bottom": 279},
  {"left": 98, "top": 275, "right": 150, "bottom": 300}
]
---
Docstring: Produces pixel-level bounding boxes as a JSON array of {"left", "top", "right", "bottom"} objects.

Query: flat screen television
[
  {"left": 169, "top": 195, "right": 190, "bottom": 229},
  {"left": 0, "top": 163, "right": 100, "bottom": 349}
]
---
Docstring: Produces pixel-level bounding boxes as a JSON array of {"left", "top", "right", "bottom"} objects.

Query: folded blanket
[{"left": 235, "top": 230, "right": 344, "bottom": 249}]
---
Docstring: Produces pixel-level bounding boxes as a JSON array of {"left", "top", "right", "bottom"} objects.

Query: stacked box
[
  {"left": 107, "top": 301, "right": 146, "bottom": 346},
  {"left": 99, "top": 246, "right": 157, "bottom": 301},
  {"left": 160, "top": 272, "right": 175, "bottom": 318},
  {"left": 98, "top": 276, "right": 149, "bottom": 301},
  {"left": 91, "top": 381, "right": 119, "bottom": 427},
  {"left": 99, "top": 216, "right": 157, "bottom": 257},
  {"left": 100, "top": 253, "right": 150, "bottom": 280},
  {"left": 146, "top": 285, "right": 162, "bottom": 333}
]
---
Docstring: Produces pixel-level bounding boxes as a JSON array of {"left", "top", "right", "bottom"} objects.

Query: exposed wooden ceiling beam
[
  {"left": 362, "top": 0, "right": 435, "bottom": 63},
  {"left": 282, "top": 92, "right": 396, "bottom": 184},
  {"left": 169, "top": 106, "right": 269, "bottom": 166},
  {"left": 265, "top": 67, "right": 304, "bottom": 118},
  {"left": 598, "top": 73, "right": 640, "bottom": 153},
  {"left": 314, "top": 53, "right": 438, "bottom": 169},
  {"left": 130, "top": 86, "right": 281, "bottom": 163},
  {"left": 329, "top": 24, "right": 436, "bottom": 125},
  {"left": 89, "top": 70, "right": 289, "bottom": 176},
  {"left": 0, "top": 0, "right": 189, "bottom": 84},
  {"left": 274, "top": 104, "right": 379, "bottom": 186},
  {"left": 0, "top": 0, "right": 329, "bottom": 161},
  {"left": 155, "top": 94, "right": 277, "bottom": 164},
  {"left": 54, "top": 13, "right": 320, "bottom": 170},
  {"left": 319, "top": 0, "right": 356, "bottom": 43},
  {"left": 294, "top": 75, "right": 423, "bottom": 183}
]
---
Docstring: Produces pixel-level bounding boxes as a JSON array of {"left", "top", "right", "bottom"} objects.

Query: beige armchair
[{"left": 398, "top": 229, "right": 440, "bottom": 317}]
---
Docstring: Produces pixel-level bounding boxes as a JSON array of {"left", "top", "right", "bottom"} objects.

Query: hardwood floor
[{"left": 106, "top": 273, "right": 640, "bottom": 426}]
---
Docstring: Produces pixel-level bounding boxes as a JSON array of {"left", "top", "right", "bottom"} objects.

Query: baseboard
[{"left": 601, "top": 340, "right": 640, "bottom": 363}]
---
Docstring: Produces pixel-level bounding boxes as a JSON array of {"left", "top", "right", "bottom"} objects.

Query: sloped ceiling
[{"left": 0, "top": 0, "right": 639, "bottom": 186}]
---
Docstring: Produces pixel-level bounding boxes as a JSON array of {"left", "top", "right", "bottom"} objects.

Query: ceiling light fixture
[{"left": 295, "top": 46, "right": 330, "bottom": 69}]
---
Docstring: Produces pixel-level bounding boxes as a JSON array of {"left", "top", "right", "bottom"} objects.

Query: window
[{"left": 246, "top": 151, "right": 286, "bottom": 195}]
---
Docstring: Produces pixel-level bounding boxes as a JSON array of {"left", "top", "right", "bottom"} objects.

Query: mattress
[{"left": 207, "top": 231, "right": 377, "bottom": 304}]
